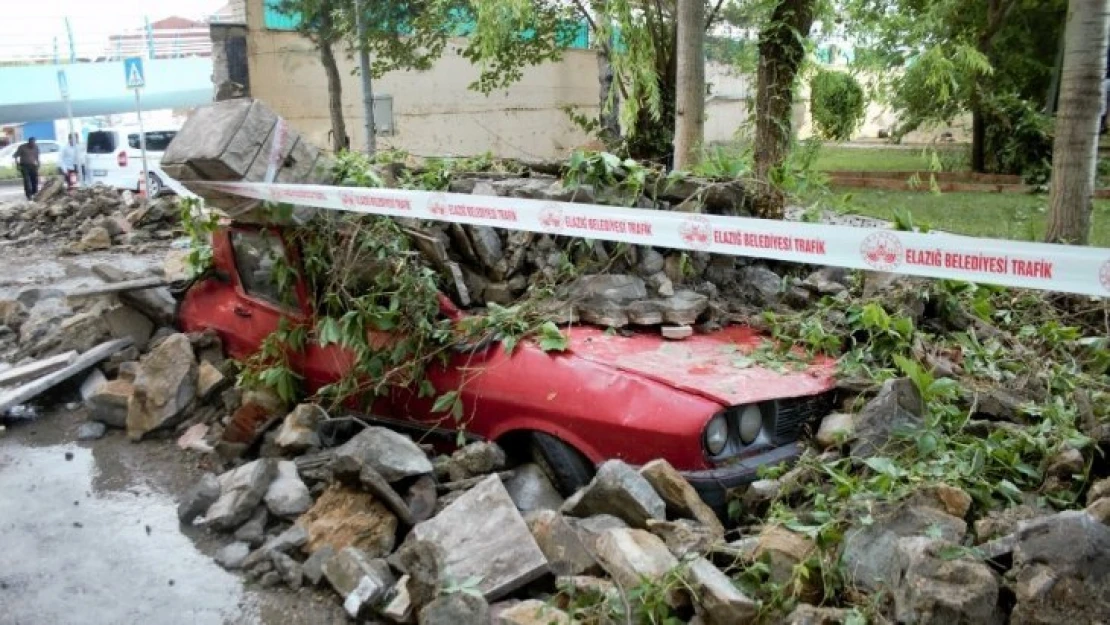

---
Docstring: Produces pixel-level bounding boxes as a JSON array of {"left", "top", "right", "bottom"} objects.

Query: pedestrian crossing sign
[{"left": 124, "top": 57, "right": 145, "bottom": 89}]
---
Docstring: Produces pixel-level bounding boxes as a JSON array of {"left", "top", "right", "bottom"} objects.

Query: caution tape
[{"left": 192, "top": 180, "right": 1110, "bottom": 298}]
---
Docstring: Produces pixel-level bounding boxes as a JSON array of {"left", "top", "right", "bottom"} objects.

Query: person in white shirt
[{"left": 60, "top": 134, "right": 78, "bottom": 188}]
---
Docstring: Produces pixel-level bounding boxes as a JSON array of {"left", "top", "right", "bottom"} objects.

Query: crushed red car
[{"left": 178, "top": 222, "right": 838, "bottom": 513}]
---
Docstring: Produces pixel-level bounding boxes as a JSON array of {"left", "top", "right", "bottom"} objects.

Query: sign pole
[
  {"left": 135, "top": 88, "right": 149, "bottom": 197},
  {"left": 124, "top": 56, "right": 149, "bottom": 197},
  {"left": 57, "top": 70, "right": 74, "bottom": 143}
]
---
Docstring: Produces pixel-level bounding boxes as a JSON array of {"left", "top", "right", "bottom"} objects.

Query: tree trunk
[
  {"left": 673, "top": 0, "right": 706, "bottom": 171},
  {"left": 752, "top": 0, "right": 817, "bottom": 218},
  {"left": 1045, "top": 0, "right": 1109, "bottom": 245},
  {"left": 597, "top": 43, "right": 621, "bottom": 144},
  {"left": 317, "top": 3, "right": 347, "bottom": 154},
  {"left": 971, "top": 105, "right": 987, "bottom": 172},
  {"left": 320, "top": 40, "right": 347, "bottom": 153}
]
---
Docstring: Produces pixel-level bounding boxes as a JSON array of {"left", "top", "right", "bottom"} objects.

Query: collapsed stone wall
[
  {"left": 0, "top": 180, "right": 180, "bottom": 252},
  {"left": 162, "top": 98, "right": 831, "bottom": 332}
]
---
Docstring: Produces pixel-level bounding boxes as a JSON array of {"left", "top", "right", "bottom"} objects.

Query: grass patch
[
  {"left": 814, "top": 189, "right": 1110, "bottom": 246},
  {"left": 0, "top": 166, "right": 19, "bottom": 181},
  {"left": 814, "top": 145, "right": 969, "bottom": 172}
]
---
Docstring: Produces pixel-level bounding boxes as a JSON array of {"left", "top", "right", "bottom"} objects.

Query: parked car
[
  {"left": 1, "top": 140, "right": 62, "bottom": 173},
  {"left": 86, "top": 126, "right": 179, "bottom": 196},
  {"left": 178, "top": 223, "right": 838, "bottom": 512}
]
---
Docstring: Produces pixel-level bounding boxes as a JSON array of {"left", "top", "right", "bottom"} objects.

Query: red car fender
[{"left": 486, "top": 417, "right": 607, "bottom": 466}]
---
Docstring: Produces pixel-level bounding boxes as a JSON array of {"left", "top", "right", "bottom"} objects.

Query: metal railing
[{"left": 0, "top": 18, "right": 215, "bottom": 65}]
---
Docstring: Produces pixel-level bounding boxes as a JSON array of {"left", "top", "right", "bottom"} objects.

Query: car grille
[{"left": 772, "top": 392, "right": 834, "bottom": 443}]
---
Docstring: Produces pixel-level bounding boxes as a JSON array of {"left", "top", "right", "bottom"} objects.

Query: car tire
[
  {"left": 530, "top": 432, "right": 595, "bottom": 497},
  {"left": 146, "top": 173, "right": 163, "bottom": 198}
]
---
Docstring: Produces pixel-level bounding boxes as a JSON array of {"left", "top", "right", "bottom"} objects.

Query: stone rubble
[{"left": 0, "top": 180, "right": 180, "bottom": 248}]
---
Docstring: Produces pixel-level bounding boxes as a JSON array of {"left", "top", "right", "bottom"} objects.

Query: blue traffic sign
[{"left": 124, "top": 56, "right": 145, "bottom": 89}]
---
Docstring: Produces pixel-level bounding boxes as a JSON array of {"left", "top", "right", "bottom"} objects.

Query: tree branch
[
  {"left": 981, "top": 0, "right": 1017, "bottom": 49},
  {"left": 705, "top": 0, "right": 726, "bottom": 29},
  {"left": 570, "top": 0, "right": 599, "bottom": 34}
]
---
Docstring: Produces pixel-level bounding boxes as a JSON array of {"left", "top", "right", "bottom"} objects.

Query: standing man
[
  {"left": 13, "top": 137, "right": 40, "bottom": 200},
  {"left": 60, "top": 134, "right": 78, "bottom": 190}
]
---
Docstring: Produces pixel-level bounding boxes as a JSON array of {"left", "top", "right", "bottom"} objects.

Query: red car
[{"left": 178, "top": 223, "right": 838, "bottom": 512}]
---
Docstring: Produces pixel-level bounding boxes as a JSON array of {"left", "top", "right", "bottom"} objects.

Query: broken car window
[{"left": 229, "top": 230, "right": 288, "bottom": 307}]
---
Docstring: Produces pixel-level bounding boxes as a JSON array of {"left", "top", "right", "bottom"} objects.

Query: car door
[{"left": 224, "top": 226, "right": 303, "bottom": 355}]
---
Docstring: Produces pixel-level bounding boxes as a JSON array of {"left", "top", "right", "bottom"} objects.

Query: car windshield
[{"left": 87, "top": 131, "right": 117, "bottom": 154}]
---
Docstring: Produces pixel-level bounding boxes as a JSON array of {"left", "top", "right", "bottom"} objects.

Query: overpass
[{"left": 0, "top": 57, "right": 214, "bottom": 125}]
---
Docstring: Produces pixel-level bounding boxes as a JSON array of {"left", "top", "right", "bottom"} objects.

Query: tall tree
[
  {"left": 1044, "top": 0, "right": 1109, "bottom": 244},
  {"left": 277, "top": 0, "right": 348, "bottom": 153},
  {"left": 848, "top": 0, "right": 1067, "bottom": 175},
  {"left": 751, "top": 0, "right": 817, "bottom": 218},
  {"left": 674, "top": 0, "right": 707, "bottom": 169}
]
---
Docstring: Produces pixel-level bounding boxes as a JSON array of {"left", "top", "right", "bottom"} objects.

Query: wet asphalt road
[
  {"left": 0, "top": 408, "right": 347, "bottom": 625},
  {"left": 0, "top": 185, "right": 25, "bottom": 204}
]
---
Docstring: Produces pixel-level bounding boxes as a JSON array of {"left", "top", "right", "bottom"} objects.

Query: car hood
[{"left": 561, "top": 324, "right": 836, "bottom": 406}]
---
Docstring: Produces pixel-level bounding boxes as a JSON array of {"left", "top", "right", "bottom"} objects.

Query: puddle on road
[{"left": 0, "top": 443, "right": 259, "bottom": 625}]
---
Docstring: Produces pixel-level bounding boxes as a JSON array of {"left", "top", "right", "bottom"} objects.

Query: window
[
  {"left": 87, "top": 131, "right": 117, "bottom": 154},
  {"left": 230, "top": 230, "right": 288, "bottom": 306},
  {"left": 127, "top": 131, "right": 178, "bottom": 151},
  {"left": 144, "top": 131, "right": 177, "bottom": 151}
]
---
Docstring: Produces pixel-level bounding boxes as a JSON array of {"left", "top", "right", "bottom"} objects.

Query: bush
[
  {"left": 982, "top": 93, "right": 1054, "bottom": 181},
  {"left": 810, "top": 69, "right": 867, "bottom": 141}
]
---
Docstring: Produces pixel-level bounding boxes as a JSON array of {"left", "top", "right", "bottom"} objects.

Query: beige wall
[
  {"left": 245, "top": 0, "right": 598, "bottom": 160},
  {"left": 245, "top": 0, "right": 966, "bottom": 161}
]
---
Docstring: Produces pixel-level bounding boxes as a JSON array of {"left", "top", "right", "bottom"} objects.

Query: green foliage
[
  {"left": 559, "top": 564, "right": 695, "bottom": 625},
  {"left": 563, "top": 150, "right": 665, "bottom": 204},
  {"left": 335, "top": 0, "right": 464, "bottom": 78},
  {"left": 236, "top": 155, "right": 571, "bottom": 432},
  {"left": 810, "top": 69, "right": 867, "bottom": 141},
  {"left": 179, "top": 196, "right": 220, "bottom": 278},
  {"left": 332, "top": 150, "right": 385, "bottom": 187},
  {"left": 771, "top": 138, "right": 830, "bottom": 198},
  {"left": 691, "top": 144, "right": 753, "bottom": 178},
  {"left": 982, "top": 93, "right": 1054, "bottom": 180},
  {"left": 847, "top": 0, "right": 1066, "bottom": 171},
  {"left": 760, "top": 278, "right": 1106, "bottom": 531},
  {"left": 463, "top": 0, "right": 580, "bottom": 93}
]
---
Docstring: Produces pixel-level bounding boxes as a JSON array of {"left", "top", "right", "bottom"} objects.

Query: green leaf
[
  {"left": 864, "top": 456, "right": 906, "bottom": 478},
  {"left": 997, "top": 479, "right": 1024, "bottom": 502},
  {"left": 418, "top": 379, "right": 436, "bottom": 399},
  {"left": 432, "top": 390, "right": 459, "bottom": 414},
  {"left": 537, "top": 321, "right": 569, "bottom": 352},
  {"left": 917, "top": 432, "right": 939, "bottom": 456},
  {"left": 316, "top": 316, "right": 342, "bottom": 346}
]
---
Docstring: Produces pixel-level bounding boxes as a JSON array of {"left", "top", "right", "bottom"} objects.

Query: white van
[{"left": 86, "top": 126, "right": 179, "bottom": 196}]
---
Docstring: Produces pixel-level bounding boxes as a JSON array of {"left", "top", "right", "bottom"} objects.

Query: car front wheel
[{"left": 530, "top": 432, "right": 595, "bottom": 497}]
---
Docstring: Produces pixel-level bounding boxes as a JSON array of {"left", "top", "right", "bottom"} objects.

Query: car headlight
[
  {"left": 739, "top": 405, "right": 763, "bottom": 444},
  {"left": 704, "top": 414, "right": 729, "bottom": 455}
]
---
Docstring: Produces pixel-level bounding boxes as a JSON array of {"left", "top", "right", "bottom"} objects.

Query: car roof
[{"left": 92, "top": 127, "right": 179, "bottom": 134}]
